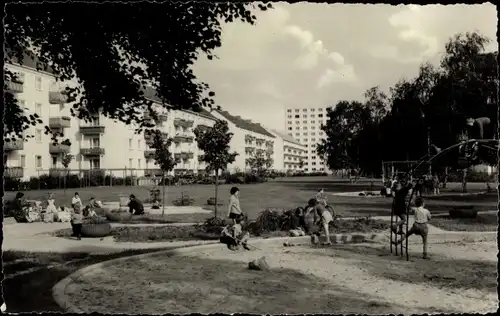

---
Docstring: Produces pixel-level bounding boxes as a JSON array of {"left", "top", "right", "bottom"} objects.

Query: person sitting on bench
[{"left": 128, "top": 194, "right": 145, "bottom": 215}]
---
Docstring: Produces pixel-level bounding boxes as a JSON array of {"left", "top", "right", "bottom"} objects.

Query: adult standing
[{"left": 227, "top": 187, "right": 243, "bottom": 224}]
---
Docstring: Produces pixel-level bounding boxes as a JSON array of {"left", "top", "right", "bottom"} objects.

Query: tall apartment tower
[{"left": 284, "top": 106, "right": 331, "bottom": 174}]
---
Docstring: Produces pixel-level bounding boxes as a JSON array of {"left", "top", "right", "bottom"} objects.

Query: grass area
[
  {"left": 51, "top": 217, "right": 389, "bottom": 243},
  {"left": 3, "top": 178, "right": 496, "bottom": 221},
  {"left": 94, "top": 209, "right": 211, "bottom": 224},
  {"left": 430, "top": 213, "right": 498, "bottom": 232},
  {"left": 2, "top": 248, "right": 179, "bottom": 313}
]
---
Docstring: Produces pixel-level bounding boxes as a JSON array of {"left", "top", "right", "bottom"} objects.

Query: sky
[{"left": 193, "top": 3, "right": 497, "bottom": 131}]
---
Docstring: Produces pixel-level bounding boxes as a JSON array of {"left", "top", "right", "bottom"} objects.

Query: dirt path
[{"left": 63, "top": 240, "right": 497, "bottom": 314}]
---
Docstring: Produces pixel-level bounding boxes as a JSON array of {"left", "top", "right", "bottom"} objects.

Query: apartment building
[
  {"left": 211, "top": 110, "right": 277, "bottom": 172},
  {"left": 269, "top": 130, "right": 307, "bottom": 172},
  {"left": 284, "top": 106, "right": 331, "bottom": 173}
]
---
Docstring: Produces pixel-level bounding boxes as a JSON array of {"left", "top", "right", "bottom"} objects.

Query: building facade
[
  {"left": 269, "top": 130, "right": 307, "bottom": 173},
  {"left": 4, "top": 57, "right": 293, "bottom": 180},
  {"left": 284, "top": 106, "right": 331, "bottom": 173}
]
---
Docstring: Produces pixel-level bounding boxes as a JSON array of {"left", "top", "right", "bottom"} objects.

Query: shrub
[
  {"left": 172, "top": 193, "right": 195, "bottom": 206},
  {"left": 207, "top": 197, "right": 223, "bottom": 206},
  {"left": 449, "top": 208, "right": 478, "bottom": 219},
  {"left": 253, "top": 208, "right": 286, "bottom": 234},
  {"left": 4, "top": 178, "right": 23, "bottom": 191}
]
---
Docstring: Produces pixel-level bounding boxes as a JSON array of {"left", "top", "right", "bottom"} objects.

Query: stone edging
[{"left": 52, "top": 232, "right": 375, "bottom": 313}]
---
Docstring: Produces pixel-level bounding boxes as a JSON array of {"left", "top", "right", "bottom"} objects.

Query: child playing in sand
[
  {"left": 220, "top": 214, "right": 251, "bottom": 251},
  {"left": 308, "top": 198, "right": 334, "bottom": 245},
  {"left": 71, "top": 203, "right": 83, "bottom": 240},
  {"left": 393, "top": 197, "right": 431, "bottom": 259}
]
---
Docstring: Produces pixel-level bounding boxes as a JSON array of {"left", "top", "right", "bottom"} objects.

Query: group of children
[{"left": 220, "top": 187, "right": 336, "bottom": 250}]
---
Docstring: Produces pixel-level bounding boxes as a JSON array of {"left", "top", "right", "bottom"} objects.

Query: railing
[
  {"left": 173, "top": 134, "right": 194, "bottom": 143},
  {"left": 5, "top": 167, "right": 24, "bottom": 178},
  {"left": 80, "top": 147, "right": 105, "bottom": 156},
  {"left": 49, "top": 143, "right": 71, "bottom": 154},
  {"left": 80, "top": 125, "right": 105, "bottom": 134},
  {"left": 144, "top": 150, "right": 155, "bottom": 159},
  {"left": 4, "top": 139, "right": 24, "bottom": 151},
  {"left": 6, "top": 80, "right": 23, "bottom": 93},
  {"left": 49, "top": 91, "right": 68, "bottom": 104},
  {"left": 49, "top": 116, "right": 72, "bottom": 129}
]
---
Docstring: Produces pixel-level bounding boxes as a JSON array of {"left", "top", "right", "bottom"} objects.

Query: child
[
  {"left": 71, "top": 192, "right": 82, "bottom": 208},
  {"left": 71, "top": 203, "right": 83, "bottom": 240},
  {"left": 315, "top": 189, "right": 327, "bottom": 207},
  {"left": 227, "top": 187, "right": 243, "bottom": 224},
  {"left": 392, "top": 181, "right": 413, "bottom": 235},
  {"left": 393, "top": 197, "right": 431, "bottom": 259},
  {"left": 308, "top": 198, "right": 333, "bottom": 245},
  {"left": 220, "top": 215, "right": 251, "bottom": 251},
  {"left": 432, "top": 174, "right": 440, "bottom": 195}
]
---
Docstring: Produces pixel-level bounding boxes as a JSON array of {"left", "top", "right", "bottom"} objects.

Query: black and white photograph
[{"left": 2, "top": 1, "right": 498, "bottom": 314}]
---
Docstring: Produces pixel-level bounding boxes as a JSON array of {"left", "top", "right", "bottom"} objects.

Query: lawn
[
  {"left": 429, "top": 213, "right": 498, "bottom": 232},
  {"left": 4, "top": 177, "right": 496, "bottom": 221}
]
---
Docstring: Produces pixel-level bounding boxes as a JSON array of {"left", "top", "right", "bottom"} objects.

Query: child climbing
[
  {"left": 220, "top": 214, "right": 251, "bottom": 251},
  {"left": 307, "top": 198, "right": 334, "bottom": 245},
  {"left": 393, "top": 197, "right": 431, "bottom": 259},
  {"left": 392, "top": 181, "right": 413, "bottom": 235}
]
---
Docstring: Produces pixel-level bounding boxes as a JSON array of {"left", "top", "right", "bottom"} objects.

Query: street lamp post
[{"left": 421, "top": 110, "right": 432, "bottom": 176}]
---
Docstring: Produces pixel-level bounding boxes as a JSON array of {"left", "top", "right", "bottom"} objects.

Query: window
[
  {"left": 295, "top": 109, "right": 299, "bottom": 113},
  {"left": 138, "top": 159, "right": 142, "bottom": 169},
  {"left": 302, "top": 120, "right": 307, "bottom": 124},
  {"left": 20, "top": 155, "right": 26, "bottom": 168},
  {"left": 312, "top": 144, "right": 317, "bottom": 148},
  {"left": 310, "top": 114, "right": 315, "bottom": 118},
  {"left": 287, "top": 121, "right": 292, "bottom": 125},
  {"left": 288, "top": 127, "right": 292, "bottom": 130},
  {"left": 303, "top": 108, "right": 307, "bottom": 112},
  {"left": 320, "top": 168, "right": 324, "bottom": 171},
  {"left": 318, "top": 114, "right": 323, "bottom": 118},
  {"left": 294, "top": 115, "right": 299, "bottom": 118},
  {"left": 35, "top": 76, "right": 42, "bottom": 90},
  {"left": 318, "top": 108, "right": 323, "bottom": 112},
  {"left": 311, "top": 126, "right": 315, "bottom": 130},
  {"left": 302, "top": 115, "right": 307, "bottom": 118},
  {"left": 311, "top": 120, "right": 315, "bottom": 124},
  {"left": 312, "top": 168, "right": 317, "bottom": 171},
  {"left": 91, "top": 137, "right": 100, "bottom": 147},
  {"left": 303, "top": 132, "right": 307, "bottom": 136},
  {"left": 90, "top": 159, "right": 100, "bottom": 169},
  {"left": 311, "top": 132, "right": 316, "bottom": 136},
  {"left": 295, "top": 133, "right": 300, "bottom": 136},
  {"left": 303, "top": 138, "right": 308, "bottom": 142},
  {"left": 288, "top": 133, "right": 292, "bottom": 137},
  {"left": 312, "top": 138, "right": 316, "bottom": 142},
  {"left": 287, "top": 109, "right": 292, "bottom": 113},
  {"left": 303, "top": 126, "right": 307, "bottom": 130},
  {"left": 312, "top": 162, "right": 316, "bottom": 166},
  {"left": 138, "top": 139, "right": 141, "bottom": 149},
  {"left": 52, "top": 156, "right": 57, "bottom": 168},
  {"left": 305, "top": 144, "right": 308, "bottom": 147},
  {"left": 35, "top": 155, "right": 42, "bottom": 168},
  {"left": 129, "top": 158, "right": 133, "bottom": 168},
  {"left": 35, "top": 129, "right": 42, "bottom": 142},
  {"left": 35, "top": 103, "right": 42, "bottom": 116},
  {"left": 319, "top": 131, "right": 324, "bottom": 135},
  {"left": 129, "top": 138, "right": 133, "bottom": 148},
  {"left": 295, "top": 127, "right": 299, "bottom": 130},
  {"left": 310, "top": 108, "right": 315, "bottom": 112},
  {"left": 295, "top": 121, "right": 300, "bottom": 125},
  {"left": 287, "top": 115, "right": 292, "bottom": 119}
]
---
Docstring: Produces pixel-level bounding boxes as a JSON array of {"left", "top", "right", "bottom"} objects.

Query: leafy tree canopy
[{"left": 4, "top": 2, "right": 273, "bottom": 140}]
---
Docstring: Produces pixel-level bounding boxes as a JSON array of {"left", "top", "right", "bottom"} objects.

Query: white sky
[{"left": 193, "top": 3, "right": 498, "bottom": 131}]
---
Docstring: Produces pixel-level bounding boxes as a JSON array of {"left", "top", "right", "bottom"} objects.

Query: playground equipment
[{"left": 390, "top": 138, "right": 499, "bottom": 261}]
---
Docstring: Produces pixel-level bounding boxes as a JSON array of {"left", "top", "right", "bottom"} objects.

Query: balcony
[
  {"left": 144, "top": 112, "right": 168, "bottom": 122},
  {"left": 49, "top": 143, "right": 71, "bottom": 154},
  {"left": 265, "top": 140, "right": 274, "bottom": 147},
  {"left": 144, "top": 132, "right": 168, "bottom": 144},
  {"left": 5, "top": 167, "right": 24, "bottom": 178},
  {"left": 173, "top": 134, "right": 194, "bottom": 143},
  {"left": 245, "top": 135, "right": 256, "bottom": 142},
  {"left": 185, "top": 120, "right": 194, "bottom": 128},
  {"left": 144, "top": 150, "right": 155, "bottom": 159},
  {"left": 80, "top": 147, "right": 105, "bottom": 156},
  {"left": 175, "top": 152, "right": 194, "bottom": 160},
  {"left": 80, "top": 125, "right": 105, "bottom": 135},
  {"left": 4, "top": 139, "right": 24, "bottom": 151},
  {"left": 174, "top": 118, "right": 194, "bottom": 128},
  {"left": 6, "top": 80, "right": 23, "bottom": 93},
  {"left": 49, "top": 116, "right": 72, "bottom": 129},
  {"left": 197, "top": 124, "right": 211, "bottom": 131},
  {"left": 49, "top": 91, "right": 69, "bottom": 104},
  {"left": 197, "top": 154, "right": 204, "bottom": 161}
]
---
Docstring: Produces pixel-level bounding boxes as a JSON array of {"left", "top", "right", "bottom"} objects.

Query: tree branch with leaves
[{"left": 193, "top": 120, "right": 238, "bottom": 218}]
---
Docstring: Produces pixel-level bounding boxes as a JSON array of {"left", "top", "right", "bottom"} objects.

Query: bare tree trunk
[
  {"left": 214, "top": 169, "right": 219, "bottom": 218},
  {"left": 64, "top": 168, "right": 68, "bottom": 193},
  {"left": 443, "top": 166, "right": 448, "bottom": 188},
  {"left": 162, "top": 172, "right": 166, "bottom": 217},
  {"left": 462, "top": 168, "right": 468, "bottom": 193}
]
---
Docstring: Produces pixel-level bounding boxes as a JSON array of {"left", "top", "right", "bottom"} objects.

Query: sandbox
[{"left": 58, "top": 238, "right": 497, "bottom": 314}]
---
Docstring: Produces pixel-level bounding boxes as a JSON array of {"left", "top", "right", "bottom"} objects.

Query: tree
[
  {"left": 61, "top": 143, "right": 74, "bottom": 192},
  {"left": 4, "top": 2, "right": 273, "bottom": 141},
  {"left": 147, "top": 130, "right": 177, "bottom": 217},
  {"left": 194, "top": 120, "right": 238, "bottom": 218},
  {"left": 246, "top": 149, "right": 273, "bottom": 176}
]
